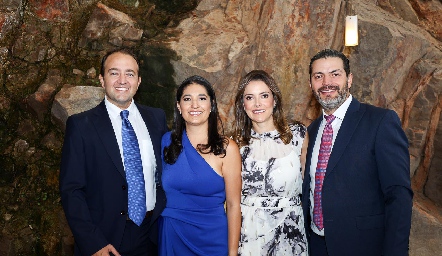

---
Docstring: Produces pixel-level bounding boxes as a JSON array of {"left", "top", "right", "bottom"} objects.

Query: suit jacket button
[
  {"left": 122, "top": 185, "right": 126, "bottom": 190},
  {"left": 120, "top": 210, "right": 126, "bottom": 215}
]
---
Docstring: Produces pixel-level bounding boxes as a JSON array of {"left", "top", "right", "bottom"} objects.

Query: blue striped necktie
[{"left": 121, "top": 110, "right": 146, "bottom": 226}]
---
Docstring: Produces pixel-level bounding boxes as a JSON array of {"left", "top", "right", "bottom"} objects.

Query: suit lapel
[
  {"left": 92, "top": 101, "right": 125, "bottom": 178},
  {"left": 325, "top": 98, "right": 365, "bottom": 177},
  {"left": 137, "top": 105, "right": 159, "bottom": 141},
  {"left": 304, "top": 117, "right": 322, "bottom": 191},
  {"left": 136, "top": 104, "right": 162, "bottom": 181}
]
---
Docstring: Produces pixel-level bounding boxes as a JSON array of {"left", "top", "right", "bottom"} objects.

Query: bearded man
[{"left": 301, "top": 49, "right": 413, "bottom": 256}]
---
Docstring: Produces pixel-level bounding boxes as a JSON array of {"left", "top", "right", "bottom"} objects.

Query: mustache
[{"left": 318, "top": 85, "right": 340, "bottom": 92}]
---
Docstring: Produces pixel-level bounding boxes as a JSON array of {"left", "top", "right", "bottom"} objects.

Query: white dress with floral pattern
[{"left": 238, "top": 123, "right": 308, "bottom": 256}]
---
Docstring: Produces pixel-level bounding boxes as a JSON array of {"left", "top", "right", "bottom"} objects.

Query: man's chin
[{"left": 318, "top": 98, "right": 341, "bottom": 110}]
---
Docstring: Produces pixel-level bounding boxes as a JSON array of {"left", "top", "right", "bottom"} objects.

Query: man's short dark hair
[
  {"left": 100, "top": 48, "right": 140, "bottom": 76},
  {"left": 309, "top": 49, "right": 350, "bottom": 77}
]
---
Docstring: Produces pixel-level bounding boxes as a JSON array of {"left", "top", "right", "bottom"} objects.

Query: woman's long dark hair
[
  {"left": 233, "top": 70, "right": 292, "bottom": 147},
  {"left": 163, "top": 75, "right": 228, "bottom": 164}
]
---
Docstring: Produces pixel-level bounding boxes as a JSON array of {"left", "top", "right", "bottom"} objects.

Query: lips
[
  {"left": 319, "top": 85, "right": 339, "bottom": 93},
  {"left": 114, "top": 86, "right": 129, "bottom": 91},
  {"left": 189, "top": 111, "right": 203, "bottom": 116},
  {"left": 252, "top": 109, "right": 265, "bottom": 114}
]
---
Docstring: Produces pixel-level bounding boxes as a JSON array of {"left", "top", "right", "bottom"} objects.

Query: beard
[{"left": 313, "top": 83, "right": 350, "bottom": 112}]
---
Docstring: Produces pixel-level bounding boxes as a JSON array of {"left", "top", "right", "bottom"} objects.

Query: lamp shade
[{"left": 345, "top": 15, "right": 358, "bottom": 46}]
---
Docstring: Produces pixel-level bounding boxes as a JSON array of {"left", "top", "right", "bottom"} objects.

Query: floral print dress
[{"left": 238, "top": 124, "right": 308, "bottom": 256}]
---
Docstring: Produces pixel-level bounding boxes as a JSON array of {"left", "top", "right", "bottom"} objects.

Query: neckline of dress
[{"left": 251, "top": 129, "right": 280, "bottom": 139}]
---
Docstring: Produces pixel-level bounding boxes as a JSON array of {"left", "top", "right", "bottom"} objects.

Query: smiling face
[
  {"left": 99, "top": 52, "right": 141, "bottom": 109},
  {"left": 310, "top": 56, "right": 352, "bottom": 115},
  {"left": 243, "top": 80, "right": 276, "bottom": 131},
  {"left": 177, "top": 83, "right": 212, "bottom": 128}
]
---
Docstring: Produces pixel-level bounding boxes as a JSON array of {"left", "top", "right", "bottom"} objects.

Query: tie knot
[
  {"left": 120, "top": 110, "right": 129, "bottom": 119},
  {"left": 324, "top": 114, "right": 335, "bottom": 124}
]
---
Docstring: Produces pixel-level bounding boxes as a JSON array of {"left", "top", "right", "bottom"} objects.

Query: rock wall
[
  {"left": 166, "top": 3, "right": 442, "bottom": 254},
  {"left": 0, "top": 0, "right": 441, "bottom": 255}
]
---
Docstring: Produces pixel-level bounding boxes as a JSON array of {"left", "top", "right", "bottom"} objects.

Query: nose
[
  {"left": 254, "top": 98, "right": 261, "bottom": 107},
  {"left": 191, "top": 99, "right": 198, "bottom": 108},
  {"left": 322, "top": 74, "right": 330, "bottom": 85},
  {"left": 118, "top": 75, "right": 127, "bottom": 85}
]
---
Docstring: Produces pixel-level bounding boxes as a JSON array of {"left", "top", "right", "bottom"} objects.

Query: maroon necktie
[{"left": 313, "top": 114, "right": 335, "bottom": 230}]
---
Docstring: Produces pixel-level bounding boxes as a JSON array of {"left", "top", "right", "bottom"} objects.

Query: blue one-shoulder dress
[{"left": 159, "top": 131, "right": 227, "bottom": 256}]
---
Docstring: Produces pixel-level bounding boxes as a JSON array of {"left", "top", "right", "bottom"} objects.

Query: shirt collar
[
  {"left": 322, "top": 94, "right": 353, "bottom": 121},
  {"left": 104, "top": 95, "right": 135, "bottom": 119}
]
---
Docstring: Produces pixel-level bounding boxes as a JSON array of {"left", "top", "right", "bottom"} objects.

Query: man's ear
[
  {"left": 99, "top": 75, "right": 104, "bottom": 88},
  {"left": 347, "top": 73, "right": 353, "bottom": 89}
]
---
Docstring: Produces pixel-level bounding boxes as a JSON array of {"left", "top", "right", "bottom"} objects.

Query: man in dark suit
[
  {"left": 302, "top": 49, "right": 413, "bottom": 256},
  {"left": 60, "top": 48, "right": 168, "bottom": 256}
]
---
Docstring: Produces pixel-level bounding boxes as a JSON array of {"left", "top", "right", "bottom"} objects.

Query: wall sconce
[{"left": 345, "top": 15, "right": 358, "bottom": 46}]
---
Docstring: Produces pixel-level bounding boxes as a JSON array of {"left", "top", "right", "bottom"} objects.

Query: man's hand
[{"left": 92, "top": 244, "right": 120, "bottom": 256}]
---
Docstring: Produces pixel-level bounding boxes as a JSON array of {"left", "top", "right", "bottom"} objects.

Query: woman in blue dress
[{"left": 159, "top": 75, "right": 241, "bottom": 256}]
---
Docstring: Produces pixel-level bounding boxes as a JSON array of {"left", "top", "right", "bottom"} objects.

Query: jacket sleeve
[
  {"left": 59, "top": 116, "right": 108, "bottom": 255},
  {"left": 376, "top": 110, "right": 413, "bottom": 255}
]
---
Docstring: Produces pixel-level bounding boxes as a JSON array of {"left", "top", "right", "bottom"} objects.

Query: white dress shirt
[
  {"left": 105, "top": 96, "right": 156, "bottom": 211},
  {"left": 309, "top": 95, "right": 353, "bottom": 236}
]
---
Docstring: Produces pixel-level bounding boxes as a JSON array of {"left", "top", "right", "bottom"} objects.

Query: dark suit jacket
[
  {"left": 302, "top": 98, "right": 413, "bottom": 256},
  {"left": 60, "top": 100, "right": 168, "bottom": 256}
]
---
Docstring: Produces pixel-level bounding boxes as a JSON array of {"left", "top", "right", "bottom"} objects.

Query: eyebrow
[
  {"left": 107, "top": 68, "right": 136, "bottom": 73},
  {"left": 182, "top": 93, "right": 208, "bottom": 97},
  {"left": 244, "top": 91, "right": 271, "bottom": 96},
  {"left": 312, "top": 69, "right": 343, "bottom": 75},
  {"left": 330, "top": 69, "right": 343, "bottom": 73}
]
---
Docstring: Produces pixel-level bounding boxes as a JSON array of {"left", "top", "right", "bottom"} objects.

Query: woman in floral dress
[{"left": 233, "top": 70, "right": 308, "bottom": 255}]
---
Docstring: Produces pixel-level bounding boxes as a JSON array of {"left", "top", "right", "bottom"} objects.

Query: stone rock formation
[
  {"left": 78, "top": 2, "right": 143, "bottom": 50},
  {"left": 51, "top": 86, "right": 105, "bottom": 131},
  {"left": 0, "top": 0, "right": 441, "bottom": 255},
  {"left": 164, "top": 0, "right": 442, "bottom": 254}
]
